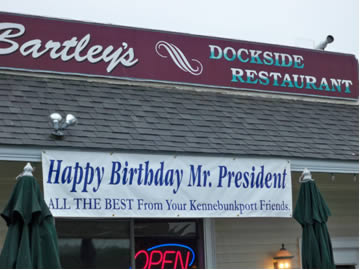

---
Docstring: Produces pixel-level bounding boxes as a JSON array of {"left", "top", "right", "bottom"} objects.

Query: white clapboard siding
[{"left": 215, "top": 172, "right": 359, "bottom": 269}]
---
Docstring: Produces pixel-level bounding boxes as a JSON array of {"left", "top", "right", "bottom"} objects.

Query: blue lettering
[
  {"left": 305, "top": 76, "right": 318, "bottom": 90},
  {"left": 209, "top": 45, "right": 222, "bottom": 60},
  {"left": 62, "top": 166, "right": 72, "bottom": 184},
  {"left": 224, "top": 47, "right": 236, "bottom": 61},
  {"left": 73, "top": 198, "right": 101, "bottom": 209},
  {"left": 70, "top": 162, "right": 83, "bottom": 193},
  {"left": 249, "top": 50, "right": 263, "bottom": 64},
  {"left": 122, "top": 161, "right": 128, "bottom": 184},
  {"left": 250, "top": 166, "right": 256, "bottom": 188},
  {"left": 294, "top": 75, "right": 304, "bottom": 89},
  {"left": 265, "top": 172, "right": 272, "bottom": 188},
  {"left": 188, "top": 165, "right": 202, "bottom": 187},
  {"left": 84, "top": 162, "right": 94, "bottom": 190},
  {"left": 273, "top": 172, "right": 282, "bottom": 188},
  {"left": 73, "top": 162, "right": 84, "bottom": 192},
  {"left": 243, "top": 172, "right": 249, "bottom": 188},
  {"left": 282, "top": 169, "right": 287, "bottom": 189},
  {"left": 280, "top": 54, "right": 292, "bottom": 67},
  {"left": 280, "top": 74, "right": 294, "bottom": 88},
  {"left": 47, "top": 159, "right": 62, "bottom": 184},
  {"left": 48, "top": 198, "right": 55, "bottom": 209},
  {"left": 293, "top": 55, "right": 304, "bottom": 69},
  {"left": 137, "top": 163, "right": 144, "bottom": 185},
  {"left": 263, "top": 51, "right": 273, "bottom": 66},
  {"left": 259, "top": 71, "right": 270, "bottom": 85},
  {"left": 189, "top": 200, "right": 197, "bottom": 210},
  {"left": 231, "top": 68, "right": 245, "bottom": 83},
  {"left": 217, "top": 166, "right": 227, "bottom": 187},
  {"left": 246, "top": 74, "right": 258, "bottom": 84},
  {"left": 110, "top": 161, "right": 121, "bottom": 184},
  {"left": 128, "top": 167, "right": 137, "bottom": 185},
  {"left": 155, "top": 161, "right": 164, "bottom": 185},
  {"left": 105, "top": 198, "right": 112, "bottom": 209},
  {"left": 255, "top": 165, "right": 264, "bottom": 188},
  {"left": 234, "top": 172, "right": 242, "bottom": 188},
  {"left": 144, "top": 161, "right": 154, "bottom": 185},
  {"left": 237, "top": 48, "right": 249, "bottom": 63},
  {"left": 173, "top": 169, "right": 184, "bottom": 194},
  {"left": 94, "top": 167, "right": 104, "bottom": 192},
  {"left": 74, "top": 198, "right": 81, "bottom": 209}
]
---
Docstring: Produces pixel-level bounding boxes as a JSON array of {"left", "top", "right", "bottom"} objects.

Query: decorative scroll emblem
[{"left": 155, "top": 41, "right": 203, "bottom": 76}]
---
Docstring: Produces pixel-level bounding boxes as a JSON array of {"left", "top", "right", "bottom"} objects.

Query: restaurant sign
[
  {"left": 0, "top": 13, "right": 358, "bottom": 99},
  {"left": 42, "top": 150, "right": 292, "bottom": 218}
]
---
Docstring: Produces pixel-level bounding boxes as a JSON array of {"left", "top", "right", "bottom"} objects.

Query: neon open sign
[{"left": 135, "top": 243, "right": 195, "bottom": 269}]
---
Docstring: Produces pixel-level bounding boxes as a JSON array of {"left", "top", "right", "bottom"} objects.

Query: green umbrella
[
  {"left": 293, "top": 169, "right": 335, "bottom": 269},
  {"left": 0, "top": 164, "right": 61, "bottom": 268}
]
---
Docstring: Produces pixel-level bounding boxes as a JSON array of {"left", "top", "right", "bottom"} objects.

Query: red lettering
[
  {"left": 175, "top": 251, "right": 190, "bottom": 269},
  {"left": 149, "top": 250, "right": 163, "bottom": 268},
  {"left": 135, "top": 250, "right": 149, "bottom": 269},
  {"left": 135, "top": 245, "right": 194, "bottom": 269},
  {"left": 161, "top": 250, "right": 176, "bottom": 268}
]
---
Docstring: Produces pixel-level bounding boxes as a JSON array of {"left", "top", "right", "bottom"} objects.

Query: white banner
[{"left": 42, "top": 150, "right": 292, "bottom": 218}]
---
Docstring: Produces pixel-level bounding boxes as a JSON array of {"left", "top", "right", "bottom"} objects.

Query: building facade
[{"left": 0, "top": 13, "right": 358, "bottom": 268}]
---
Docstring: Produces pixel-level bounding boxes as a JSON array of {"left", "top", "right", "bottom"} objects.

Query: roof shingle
[{"left": 0, "top": 72, "right": 358, "bottom": 161}]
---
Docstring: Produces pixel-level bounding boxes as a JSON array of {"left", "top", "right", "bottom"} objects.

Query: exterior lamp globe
[
  {"left": 273, "top": 244, "right": 294, "bottom": 269},
  {"left": 49, "top": 112, "right": 63, "bottom": 130},
  {"left": 64, "top": 114, "right": 78, "bottom": 127}
]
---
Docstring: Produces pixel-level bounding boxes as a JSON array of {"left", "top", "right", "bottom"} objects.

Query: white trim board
[{"left": 203, "top": 218, "right": 216, "bottom": 268}]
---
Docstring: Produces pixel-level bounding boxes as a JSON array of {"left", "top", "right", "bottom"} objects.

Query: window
[
  {"left": 56, "top": 219, "right": 131, "bottom": 268},
  {"left": 135, "top": 219, "right": 204, "bottom": 269},
  {"left": 55, "top": 219, "right": 204, "bottom": 269}
]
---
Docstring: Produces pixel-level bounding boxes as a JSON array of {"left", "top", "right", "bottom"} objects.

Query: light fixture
[
  {"left": 273, "top": 244, "right": 294, "bottom": 269},
  {"left": 315, "top": 35, "right": 334, "bottom": 50},
  {"left": 50, "top": 112, "right": 78, "bottom": 137}
]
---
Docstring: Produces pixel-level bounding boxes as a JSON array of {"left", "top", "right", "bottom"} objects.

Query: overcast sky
[{"left": 1, "top": 0, "right": 359, "bottom": 57}]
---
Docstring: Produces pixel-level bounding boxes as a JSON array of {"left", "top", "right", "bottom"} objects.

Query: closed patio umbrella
[
  {"left": 293, "top": 168, "right": 335, "bottom": 269},
  {"left": 0, "top": 163, "right": 61, "bottom": 268}
]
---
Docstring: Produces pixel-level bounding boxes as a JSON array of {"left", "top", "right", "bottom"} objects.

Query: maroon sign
[{"left": 0, "top": 12, "right": 358, "bottom": 99}]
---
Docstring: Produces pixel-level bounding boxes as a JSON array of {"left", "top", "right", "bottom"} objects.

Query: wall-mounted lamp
[
  {"left": 273, "top": 244, "right": 294, "bottom": 269},
  {"left": 50, "top": 112, "right": 78, "bottom": 137}
]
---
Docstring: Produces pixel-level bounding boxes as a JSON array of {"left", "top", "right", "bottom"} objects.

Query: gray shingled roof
[{"left": 0, "top": 72, "right": 358, "bottom": 160}]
